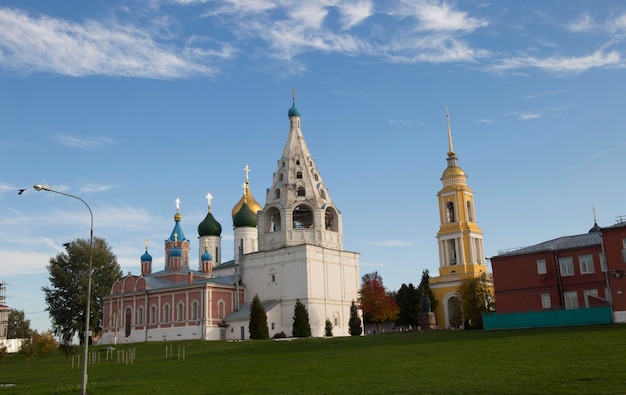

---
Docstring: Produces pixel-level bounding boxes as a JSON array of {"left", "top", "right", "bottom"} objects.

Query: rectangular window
[
  {"left": 271, "top": 322, "right": 275, "bottom": 330},
  {"left": 583, "top": 289, "right": 599, "bottom": 308},
  {"left": 600, "top": 253, "right": 607, "bottom": 272},
  {"left": 537, "top": 259, "right": 547, "bottom": 275},
  {"left": 541, "top": 293, "right": 551, "bottom": 309},
  {"left": 579, "top": 254, "right": 594, "bottom": 274},
  {"left": 564, "top": 291, "right": 579, "bottom": 310},
  {"left": 559, "top": 257, "right": 574, "bottom": 276}
]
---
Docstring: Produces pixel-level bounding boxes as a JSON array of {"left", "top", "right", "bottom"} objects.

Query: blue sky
[{"left": 1, "top": 1, "right": 625, "bottom": 333}]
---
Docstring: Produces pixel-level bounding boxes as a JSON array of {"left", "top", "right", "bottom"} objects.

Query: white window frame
[
  {"left": 559, "top": 257, "right": 574, "bottom": 277},
  {"left": 564, "top": 291, "right": 578, "bottom": 310},
  {"left": 537, "top": 259, "right": 547, "bottom": 275},
  {"left": 578, "top": 254, "right": 594, "bottom": 274},
  {"left": 541, "top": 293, "right": 551, "bottom": 309}
]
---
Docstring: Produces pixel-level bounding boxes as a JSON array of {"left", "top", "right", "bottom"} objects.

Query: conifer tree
[
  {"left": 324, "top": 319, "right": 333, "bottom": 337},
  {"left": 348, "top": 300, "right": 362, "bottom": 336},
  {"left": 292, "top": 299, "right": 312, "bottom": 337},
  {"left": 249, "top": 294, "right": 269, "bottom": 339}
]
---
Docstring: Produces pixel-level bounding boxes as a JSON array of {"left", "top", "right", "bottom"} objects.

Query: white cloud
[
  {"left": 565, "top": 13, "right": 595, "bottom": 32},
  {"left": 0, "top": 8, "right": 217, "bottom": 78},
  {"left": 489, "top": 50, "right": 621, "bottom": 74},
  {"left": 53, "top": 133, "right": 116, "bottom": 150},
  {"left": 338, "top": 0, "right": 374, "bottom": 30},
  {"left": 519, "top": 112, "right": 540, "bottom": 120},
  {"left": 395, "top": 0, "right": 488, "bottom": 33}
]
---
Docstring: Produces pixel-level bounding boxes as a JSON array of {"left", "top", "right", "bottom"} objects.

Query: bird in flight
[{"left": 18, "top": 189, "right": 26, "bottom": 195}]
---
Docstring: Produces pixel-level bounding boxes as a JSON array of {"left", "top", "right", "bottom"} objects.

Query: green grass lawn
[{"left": 2, "top": 324, "right": 625, "bottom": 394}]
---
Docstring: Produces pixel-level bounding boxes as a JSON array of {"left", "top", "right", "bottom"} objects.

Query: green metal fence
[{"left": 483, "top": 306, "right": 613, "bottom": 330}]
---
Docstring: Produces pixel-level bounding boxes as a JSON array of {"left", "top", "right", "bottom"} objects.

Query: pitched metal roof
[
  {"left": 224, "top": 299, "right": 282, "bottom": 322},
  {"left": 496, "top": 232, "right": 602, "bottom": 257}
]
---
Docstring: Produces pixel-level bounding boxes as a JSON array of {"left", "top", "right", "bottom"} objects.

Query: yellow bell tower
[{"left": 429, "top": 110, "right": 490, "bottom": 328}]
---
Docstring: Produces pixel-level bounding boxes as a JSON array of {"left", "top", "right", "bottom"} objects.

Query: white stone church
[{"left": 100, "top": 97, "right": 361, "bottom": 343}]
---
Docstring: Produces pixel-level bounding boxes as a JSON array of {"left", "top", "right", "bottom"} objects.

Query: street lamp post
[{"left": 34, "top": 184, "right": 93, "bottom": 395}]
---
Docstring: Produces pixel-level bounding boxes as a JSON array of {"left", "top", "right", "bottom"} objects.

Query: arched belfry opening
[
  {"left": 292, "top": 204, "right": 314, "bottom": 229},
  {"left": 447, "top": 201, "right": 455, "bottom": 223},
  {"left": 264, "top": 207, "right": 282, "bottom": 233},
  {"left": 325, "top": 207, "right": 339, "bottom": 231}
]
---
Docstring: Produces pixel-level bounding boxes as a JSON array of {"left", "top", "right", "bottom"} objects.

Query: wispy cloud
[
  {"left": 0, "top": 8, "right": 218, "bottom": 78},
  {"left": 488, "top": 50, "right": 621, "bottom": 75},
  {"left": 338, "top": 0, "right": 374, "bottom": 30},
  {"left": 565, "top": 13, "right": 595, "bottom": 32},
  {"left": 394, "top": 0, "right": 488, "bottom": 33},
  {"left": 53, "top": 133, "right": 116, "bottom": 150}
]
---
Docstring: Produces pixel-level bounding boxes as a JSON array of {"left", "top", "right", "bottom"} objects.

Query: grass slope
[{"left": 1, "top": 325, "right": 625, "bottom": 394}]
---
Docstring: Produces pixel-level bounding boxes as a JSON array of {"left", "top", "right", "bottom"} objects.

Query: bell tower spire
[
  {"left": 257, "top": 92, "right": 343, "bottom": 251},
  {"left": 429, "top": 109, "right": 491, "bottom": 328}
]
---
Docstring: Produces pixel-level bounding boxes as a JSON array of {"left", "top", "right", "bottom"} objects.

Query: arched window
[
  {"left": 325, "top": 207, "right": 338, "bottom": 231},
  {"left": 279, "top": 173, "right": 283, "bottom": 181},
  {"left": 217, "top": 300, "right": 226, "bottom": 320},
  {"left": 297, "top": 186, "right": 306, "bottom": 197},
  {"left": 137, "top": 306, "right": 144, "bottom": 325},
  {"left": 191, "top": 301, "right": 199, "bottom": 321},
  {"left": 333, "top": 311, "right": 340, "bottom": 327},
  {"left": 293, "top": 204, "right": 314, "bottom": 229},
  {"left": 296, "top": 171, "right": 303, "bottom": 179},
  {"left": 163, "top": 304, "right": 170, "bottom": 323},
  {"left": 314, "top": 174, "right": 319, "bottom": 181},
  {"left": 275, "top": 189, "right": 280, "bottom": 199},
  {"left": 150, "top": 305, "right": 157, "bottom": 324},
  {"left": 265, "top": 207, "right": 282, "bottom": 233},
  {"left": 448, "top": 239, "right": 457, "bottom": 265},
  {"left": 447, "top": 202, "right": 455, "bottom": 223},
  {"left": 467, "top": 201, "right": 473, "bottom": 222},
  {"left": 320, "top": 189, "right": 326, "bottom": 199},
  {"left": 177, "top": 303, "right": 184, "bottom": 322},
  {"left": 296, "top": 159, "right": 300, "bottom": 165}
]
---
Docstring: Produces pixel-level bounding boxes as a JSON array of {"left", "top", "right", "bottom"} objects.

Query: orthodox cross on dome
[
  {"left": 291, "top": 86, "right": 296, "bottom": 102},
  {"left": 206, "top": 193, "right": 213, "bottom": 207},
  {"left": 244, "top": 165, "right": 250, "bottom": 183},
  {"left": 173, "top": 233, "right": 179, "bottom": 244},
  {"left": 241, "top": 182, "right": 248, "bottom": 203},
  {"left": 175, "top": 198, "right": 181, "bottom": 212},
  {"left": 592, "top": 204, "right": 597, "bottom": 223},
  {"left": 145, "top": 239, "right": 149, "bottom": 251}
]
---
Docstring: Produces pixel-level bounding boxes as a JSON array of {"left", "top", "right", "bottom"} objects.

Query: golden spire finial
[
  {"left": 446, "top": 108, "right": 455, "bottom": 158},
  {"left": 205, "top": 238, "right": 209, "bottom": 250}
]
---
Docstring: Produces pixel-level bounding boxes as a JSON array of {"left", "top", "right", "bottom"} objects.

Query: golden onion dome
[
  {"left": 442, "top": 165, "right": 466, "bottom": 178},
  {"left": 231, "top": 184, "right": 262, "bottom": 218}
]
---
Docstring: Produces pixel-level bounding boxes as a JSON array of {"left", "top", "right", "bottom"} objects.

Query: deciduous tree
[
  {"left": 42, "top": 237, "right": 121, "bottom": 345},
  {"left": 348, "top": 300, "right": 362, "bottom": 336},
  {"left": 7, "top": 309, "right": 31, "bottom": 339},
  {"left": 292, "top": 299, "right": 311, "bottom": 337},
  {"left": 358, "top": 272, "right": 398, "bottom": 333},
  {"left": 41, "top": 237, "right": 122, "bottom": 344},
  {"left": 458, "top": 273, "right": 495, "bottom": 329},
  {"left": 249, "top": 294, "right": 269, "bottom": 339}
]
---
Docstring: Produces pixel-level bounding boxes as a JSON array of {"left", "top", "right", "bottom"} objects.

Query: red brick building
[{"left": 491, "top": 220, "right": 626, "bottom": 323}]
